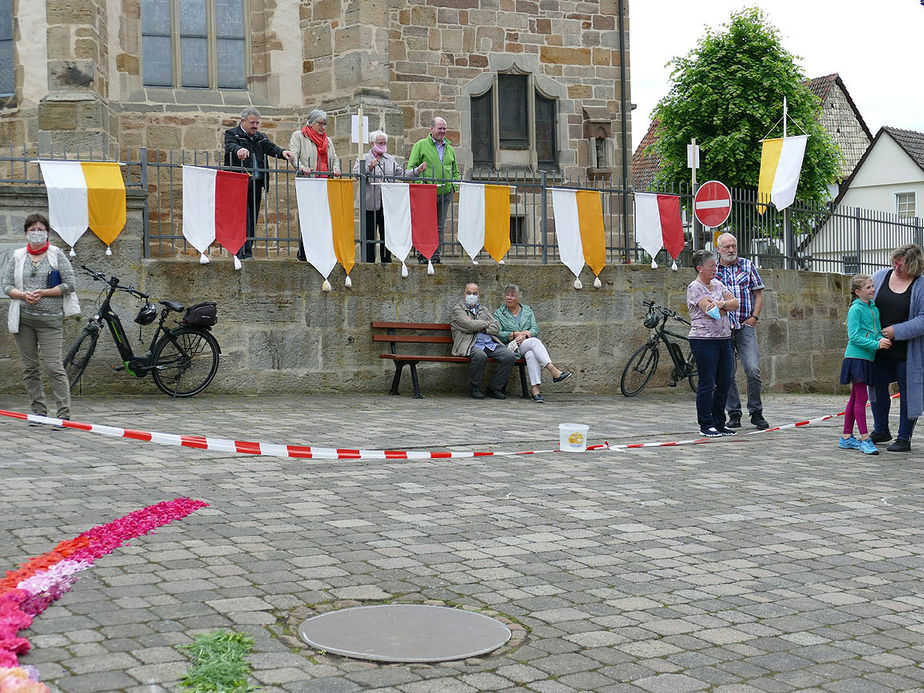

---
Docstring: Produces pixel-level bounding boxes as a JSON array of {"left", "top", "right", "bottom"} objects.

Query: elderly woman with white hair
[
  {"left": 352, "top": 130, "right": 423, "bottom": 263},
  {"left": 289, "top": 109, "right": 341, "bottom": 260}
]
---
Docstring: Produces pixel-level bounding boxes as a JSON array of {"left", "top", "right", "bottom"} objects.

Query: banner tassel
[
  {"left": 401, "top": 261, "right": 408, "bottom": 278},
  {"left": 105, "top": 245, "right": 112, "bottom": 256},
  {"left": 472, "top": 259, "right": 479, "bottom": 265},
  {"left": 345, "top": 274, "right": 352, "bottom": 288},
  {"left": 322, "top": 279, "right": 332, "bottom": 292},
  {"left": 199, "top": 253, "right": 210, "bottom": 264},
  {"left": 233, "top": 256, "right": 242, "bottom": 270},
  {"left": 593, "top": 276, "right": 602, "bottom": 288},
  {"left": 671, "top": 260, "right": 679, "bottom": 271},
  {"left": 573, "top": 278, "right": 583, "bottom": 290},
  {"left": 650, "top": 260, "right": 658, "bottom": 269},
  {"left": 499, "top": 259, "right": 505, "bottom": 265},
  {"left": 69, "top": 247, "right": 76, "bottom": 257},
  {"left": 427, "top": 260, "right": 434, "bottom": 275}
]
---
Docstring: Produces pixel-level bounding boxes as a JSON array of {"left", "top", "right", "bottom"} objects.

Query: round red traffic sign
[{"left": 693, "top": 180, "right": 731, "bottom": 228}]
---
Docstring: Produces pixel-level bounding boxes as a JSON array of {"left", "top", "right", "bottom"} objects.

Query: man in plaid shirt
[{"left": 715, "top": 233, "right": 769, "bottom": 429}]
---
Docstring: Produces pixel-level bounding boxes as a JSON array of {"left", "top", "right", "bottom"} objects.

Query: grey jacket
[
  {"left": 872, "top": 268, "right": 924, "bottom": 418},
  {"left": 352, "top": 151, "right": 419, "bottom": 211},
  {"left": 450, "top": 300, "right": 502, "bottom": 357}
]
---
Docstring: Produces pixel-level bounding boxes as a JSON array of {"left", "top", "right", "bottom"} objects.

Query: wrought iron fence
[{"left": 1, "top": 143, "right": 921, "bottom": 273}]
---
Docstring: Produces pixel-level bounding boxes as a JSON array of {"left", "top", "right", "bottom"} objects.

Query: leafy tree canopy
[{"left": 650, "top": 7, "right": 841, "bottom": 204}]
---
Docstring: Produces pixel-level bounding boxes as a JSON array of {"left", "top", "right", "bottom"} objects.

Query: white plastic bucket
[{"left": 559, "top": 423, "right": 589, "bottom": 452}]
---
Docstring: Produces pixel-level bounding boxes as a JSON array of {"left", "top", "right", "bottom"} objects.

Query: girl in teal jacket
[{"left": 839, "top": 274, "right": 891, "bottom": 454}]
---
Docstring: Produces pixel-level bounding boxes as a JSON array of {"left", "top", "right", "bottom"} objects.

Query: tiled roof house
[{"left": 632, "top": 73, "right": 871, "bottom": 191}]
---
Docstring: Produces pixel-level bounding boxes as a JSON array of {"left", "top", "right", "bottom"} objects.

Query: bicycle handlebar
[
  {"left": 81, "top": 265, "right": 149, "bottom": 300},
  {"left": 642, "top": 300, "right": 690, "bottom": 326}
]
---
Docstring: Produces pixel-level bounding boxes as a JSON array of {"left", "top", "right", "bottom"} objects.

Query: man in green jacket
[{"left": 407, "top": 116, "right": 460, "bottom": 264}]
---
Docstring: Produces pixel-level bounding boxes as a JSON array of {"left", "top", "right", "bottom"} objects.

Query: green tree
[{"left": 650, "top": 7, "right": 841, "bottom": 205}]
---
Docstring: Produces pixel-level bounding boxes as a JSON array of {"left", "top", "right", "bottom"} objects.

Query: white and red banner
[
  {"left": 380, "top": 182, "right": 438, "bottom": 276},
  {"left": 634, "top": 193, "right": 684, "bottom": 270},
  {"left": 182, "top": 165, "right": 249, "bottom": 268}
]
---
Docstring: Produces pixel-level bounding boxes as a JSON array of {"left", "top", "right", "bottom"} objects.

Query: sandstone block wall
[{"left": 1, "top": 187, "right": 852, "bottom": 399}]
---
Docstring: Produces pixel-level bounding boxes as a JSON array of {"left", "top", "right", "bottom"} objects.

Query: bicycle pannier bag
[{"left": 182, "top": 302, "right": 218, "bottom": 327}]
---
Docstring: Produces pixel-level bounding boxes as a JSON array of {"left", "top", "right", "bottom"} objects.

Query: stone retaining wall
[{"left": 0, "top": 185, "right": 850, "bottom": 397}]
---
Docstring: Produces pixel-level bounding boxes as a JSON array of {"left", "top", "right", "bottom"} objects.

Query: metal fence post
[
  {"left": 783, "top": 207, "right": 793, "bottom": 270},
  {"left": 855, "top": 207, "right": 861, "bottom": 273},
  {"left": 915, "top": 216, "right": 923, "bottom": 248},
  {"left": 140, "top": 147, "right": 149, "bottom": 259},
  {"left": 540, "top": 169, "right": 548, "bottom": 264},
  {"left": 358, "top": 167, "right": 366, "bottom": 264}
]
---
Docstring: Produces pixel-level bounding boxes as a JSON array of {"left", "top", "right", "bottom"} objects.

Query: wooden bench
[{"left": 371, "top": 321, "right": 529, "bottom": 399}]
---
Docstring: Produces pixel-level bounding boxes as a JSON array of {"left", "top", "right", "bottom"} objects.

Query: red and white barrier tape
[{"left": 0, "top": 395, "right": 898, "bottom": 460}]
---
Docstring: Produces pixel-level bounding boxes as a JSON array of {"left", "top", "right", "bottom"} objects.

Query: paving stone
[{"left": 4, "top": 392, "right": 924, "bottom": 692}]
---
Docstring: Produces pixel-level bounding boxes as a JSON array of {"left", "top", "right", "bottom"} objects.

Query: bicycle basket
[{"left": 182, "top": 302, "right": 218, "bottom": 327}]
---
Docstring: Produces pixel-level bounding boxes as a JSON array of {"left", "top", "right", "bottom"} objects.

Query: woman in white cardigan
[{"left": 3, "top": 213, "right": 78, "bottom": 424}]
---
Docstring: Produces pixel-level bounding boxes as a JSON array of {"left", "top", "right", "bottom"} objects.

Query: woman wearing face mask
[
  {"left": 687, "top": 249, "right": 738, "bottom": 438},
  {"left": 3, "top": 213, "right": 79, "bottom": 427},
  {"left": 352, "top": 130, "right": 422, "bottom": 264}
]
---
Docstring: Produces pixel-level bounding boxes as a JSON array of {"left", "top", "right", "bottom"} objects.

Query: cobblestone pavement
[{"left": 2, "top": 389, "right": 923, "bottom": 693}]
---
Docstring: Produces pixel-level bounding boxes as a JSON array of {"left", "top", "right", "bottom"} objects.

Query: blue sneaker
[
  {"left": 838, "top": 436, "right": 861, "bottom": 450},
  {"left": 858, "top": 438, "right": 879, "bottom": 455}
]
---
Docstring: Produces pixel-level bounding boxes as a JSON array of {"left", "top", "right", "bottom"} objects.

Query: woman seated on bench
[{"left": 494, "top": 284, "right": 572, "bottom": 403}]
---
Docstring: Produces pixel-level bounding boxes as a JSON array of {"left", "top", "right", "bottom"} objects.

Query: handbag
[
  {"left": 47, "top": 269, "right": 62, "bottom": 288},
  {"left": 506, "top": 340, "right": 520, "bottom": 357}
]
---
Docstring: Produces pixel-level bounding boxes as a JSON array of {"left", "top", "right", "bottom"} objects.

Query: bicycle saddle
[{"left": 160, "top": 300, "right": 186, "bottom": 312}]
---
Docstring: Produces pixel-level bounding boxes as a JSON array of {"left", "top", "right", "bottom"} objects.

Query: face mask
[
  {"left": 464, "top": 294, "right": 479, "bottom": 307},
  {"left": 706, "top": 305, "right": 721, "bottom": 320},
  {"left": 27, "top": 230, "right": 48, "bottom": 246},
  {"left": 373, "top": 142, "right": 387, "bottom": 155}
]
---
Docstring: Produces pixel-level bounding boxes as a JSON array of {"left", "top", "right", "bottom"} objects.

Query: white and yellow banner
[
  {"left": 551, "top": 188, "right": 605, "bottom": 289},
  {"left": 39, "top": 161, "right": 126, "bottom": 255},
  {"left": 757, "top": 135, "right": 807, "bottom": 213}
]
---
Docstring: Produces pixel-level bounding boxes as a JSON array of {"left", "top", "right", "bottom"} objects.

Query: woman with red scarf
[
  {"left": 3, "top": 213, "right": 79, "bottom": 425},
  {"left": 288, "top": 109, "right": 342, "bottom": 260}
]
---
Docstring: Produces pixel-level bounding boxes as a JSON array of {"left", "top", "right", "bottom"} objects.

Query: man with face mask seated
[{"left": 450, "top": 283, "right": 517, "bottom": 399}]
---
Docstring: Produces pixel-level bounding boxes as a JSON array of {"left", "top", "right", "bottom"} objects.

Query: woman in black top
[{"left": 869, "top": 244, "right": 924, "bottom": 452}]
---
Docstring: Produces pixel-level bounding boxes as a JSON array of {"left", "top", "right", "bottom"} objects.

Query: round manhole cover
[{"left": 298, "top": 604, "right": 512, "bottom": 662}]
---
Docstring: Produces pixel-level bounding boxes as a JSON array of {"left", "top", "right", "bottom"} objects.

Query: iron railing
[{"left": 1, "top": 144, "right": 921, "bottom": 273}]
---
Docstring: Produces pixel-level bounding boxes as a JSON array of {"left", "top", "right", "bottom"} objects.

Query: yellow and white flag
[
  {"left": 457, "top": 182, "right": 511, "bottom": 264},
  {"left": 757, "top": 135, "right": 807, "bottom": 213},
  {"left": 551, "top": 188, "right": 606, "bottom": 289},
  {"left": 39, "top": 161, "right": 126, "bottom": 255},
  {"left": 295, "top": 178, "right": 355, "bottom": 290}
]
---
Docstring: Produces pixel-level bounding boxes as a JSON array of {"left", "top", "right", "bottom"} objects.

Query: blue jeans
[
  {"left": 870, "top": 359, "right": 917, "bottom": 441},
  {"left": 690, "top": 338, "right": 734, "bottom": 431},
  {"left": 726, "top": 325, "right": 763, "bottom": 416}
]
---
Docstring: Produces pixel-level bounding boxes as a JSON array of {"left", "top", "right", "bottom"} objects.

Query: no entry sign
[{"left": 694, "top": 180, "right": 731, "bottom": 228}]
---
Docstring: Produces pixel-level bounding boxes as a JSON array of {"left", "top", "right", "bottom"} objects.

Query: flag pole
[{"left": 782, "top": 96, "right": 792, "bottom": 269}]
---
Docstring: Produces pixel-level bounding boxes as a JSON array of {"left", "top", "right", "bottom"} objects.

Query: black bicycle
[
  {"left": 620, "top": 300, "right": 698, "bottom": 397},
  {"left": 63, "top": 266, "right": 221, "bottom": 398}
]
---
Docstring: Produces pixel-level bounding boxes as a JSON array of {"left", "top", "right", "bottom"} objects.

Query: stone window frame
[
  {"left": 459, "top": 55, "right": 570, "bottom": 174},
  {"left": 0, "top": 0, "right": 13, "bottom": 99},
  {"left": 140, "top": 0, "right": 249, "bottom": 95},
  {"left": 895, "top": 191, "right": 916, "bottom": 219}
]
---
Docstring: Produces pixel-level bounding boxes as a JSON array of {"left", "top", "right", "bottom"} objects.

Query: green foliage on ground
[
  {"left": 650, "top": 7, "right": 841, "bottom": 204},
  {"left": 180, "top": 629, "right": 256, "bottom": 692}
]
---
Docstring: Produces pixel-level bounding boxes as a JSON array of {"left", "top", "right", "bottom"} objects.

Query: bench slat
[
  {"left": 371, "top": 321, "right": 451, "bottom": 330},
  {"left": 372, "top": 334, "right": 453, "bottom": 344},
  {"left": 379, "top": 354, "right": 471, "bottom": 363}
]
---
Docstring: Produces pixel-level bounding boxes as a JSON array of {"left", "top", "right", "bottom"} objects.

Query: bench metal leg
[
  {"left": 409, "top": 363, "right": 423, "bottom": 399},
  {"left": 518, "top": 362, "right": 529, "bottom": 399},
  {"left": 389, "top": 363, "right": 405, "bottom": 395}
]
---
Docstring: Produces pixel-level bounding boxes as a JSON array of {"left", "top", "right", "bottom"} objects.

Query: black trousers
[
  {"left": 364, "top": 209, "right": 391, "bottom": 263},
  {"left": 239, "top": 178, "right": 263, "bottom": 258},
  {"left": 469, "top": 345, "right": 517, "bottom": 392}
]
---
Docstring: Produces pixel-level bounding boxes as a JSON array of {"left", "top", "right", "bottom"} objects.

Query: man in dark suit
[{"left": 224, "top": 107, "right": 295, "bottom": 259}]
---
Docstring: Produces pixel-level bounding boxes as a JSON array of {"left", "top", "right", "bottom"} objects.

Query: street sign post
[{"left": 693, "top": 180, "right": 731, "bottom": 228}]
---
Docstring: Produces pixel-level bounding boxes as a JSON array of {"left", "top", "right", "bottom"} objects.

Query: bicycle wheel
[
  {"left": 684, "top": 351, "right": 699, "bottom": 393},
  {"left": 151, "top": 327, "right": 220, "bottom": 397},
  {"left": 63, "top": 325, "right": 100, "bottom": 392},
  {"left": 620, "top": 342, "right": 659, "bottom": 397}
]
